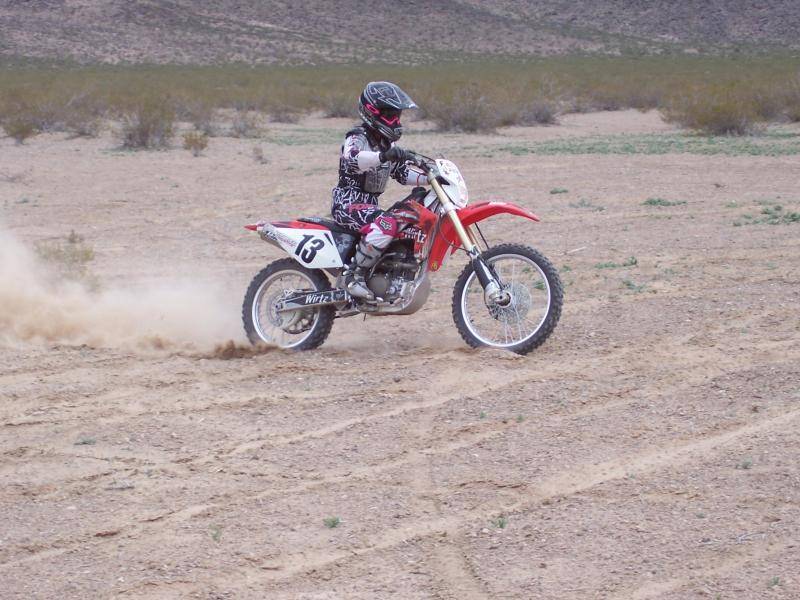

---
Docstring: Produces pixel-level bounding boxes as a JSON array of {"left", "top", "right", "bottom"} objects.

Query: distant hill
[{"left": 1, "top": 1, "right": 798, "bottom": 65}]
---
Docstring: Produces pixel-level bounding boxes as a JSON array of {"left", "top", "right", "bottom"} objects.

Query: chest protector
[{"left": 338, "top": 126, "right": 391, "bottom": 195}]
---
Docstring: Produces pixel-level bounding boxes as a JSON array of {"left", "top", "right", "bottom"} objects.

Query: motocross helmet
[{"left": 358, "top": 81, "right": 417, "bottom": 142}]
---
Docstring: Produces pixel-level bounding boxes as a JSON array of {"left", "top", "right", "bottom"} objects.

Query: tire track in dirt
[
  {"left": 223, "top": 331, "right": 767, "bottom": 458},
  {"left": 3, "top": 333, "right": 788, "bottom": 511},
  {"left": 172, "top": 406, "right": 800, "bottom": 589},
  {"left": 405, "top": 400, "right": 489, "bottom": 600},
  {"left": 614, "top": 541, "right": 790, "bottom": 600},
  {"left": 4, "top": 340, "right": 794, "bottom": 576}
]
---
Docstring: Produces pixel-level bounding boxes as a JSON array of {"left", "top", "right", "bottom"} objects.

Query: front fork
[{"left": 429, "top": 178, "right": 510, "bottom": 306}]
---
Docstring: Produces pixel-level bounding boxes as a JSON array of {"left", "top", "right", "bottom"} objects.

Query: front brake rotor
[{"left": 488, "top": 282, "right": 532, "bottom": 323}]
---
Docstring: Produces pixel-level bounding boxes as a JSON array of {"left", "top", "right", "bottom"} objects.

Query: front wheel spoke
[{"left": 460, "top": 253, "right": 554, "bottom": 348}]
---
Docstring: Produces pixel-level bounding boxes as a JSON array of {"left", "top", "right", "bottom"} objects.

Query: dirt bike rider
[{"left": 331, "top": 81, "right": 428, "bottom": 300}]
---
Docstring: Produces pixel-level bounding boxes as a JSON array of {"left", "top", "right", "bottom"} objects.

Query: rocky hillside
[{"left": 1, "top": 0, "right": 798, "bottom": 65}]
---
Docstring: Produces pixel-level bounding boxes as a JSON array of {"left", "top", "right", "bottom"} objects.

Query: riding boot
[{"left": 345, "top": 240, "right": 382, "bottom": 299}]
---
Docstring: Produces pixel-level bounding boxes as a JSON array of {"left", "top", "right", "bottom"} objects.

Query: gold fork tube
[{"left": 429, "top": 177, "right": 477, "bottom": 254}]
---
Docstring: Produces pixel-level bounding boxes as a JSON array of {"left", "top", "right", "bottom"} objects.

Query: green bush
[{"left": 117, "top": 98, "right": 175, "bottom": 149}]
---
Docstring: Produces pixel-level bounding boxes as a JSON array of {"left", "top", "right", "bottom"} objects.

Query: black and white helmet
[{"left": 358, "top": 81, "right": 417, "bottom": 142}]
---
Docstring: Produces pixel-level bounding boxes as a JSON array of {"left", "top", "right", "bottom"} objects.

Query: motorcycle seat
[{"left": 298, "top": 217, "right": 358, "bottom": 237}]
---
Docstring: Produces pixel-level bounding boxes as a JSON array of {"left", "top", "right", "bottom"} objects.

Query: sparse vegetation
[
  {"left": 767, "top": 576, "right": 782, "bottom": 589},
  {"left": 182, "top": 130, "right": 209, "bottom": 156},
  {"left": 643, "top": 197, "right": 686, "bottom": 207},
  {"left": 35, "top": 230, "right": 97, "bottom": 286},
  {"left": 270, "top": 105, "right": 301, "bottom": 123},
  {"left": 498, "top": 132, "right": 800, "bottom": 157},
  {"left": 74, "top": 436, "right": 96, "bottom": 445},
  {"left": 736, "top": 458, "right": 754, "bottom": 470},
  {"left": 550, "top": 188, "right": 568, "bottom": 194},
  {"left": 230, "top": 110, "right": 263, "bottom": 138},
  {"left": 596, "top": 257, "right": 638, "bottom": 269},
  {"left": 117, "top": 98, "right": 175, "bottom": 149},
  {"left": 569, "top": 199, "right": 604, "bottom": 211},
  {"left": 321, "top": 94, "right": 356, "bottom": 119},
  {"left": 2, "top": 116, "right": 38, "bottom": 144},
  {"left": 734, "top": 204, "right": 800, "bottom": 226},
  {"left": 2, "top": 57, "right": 800, "bottom": 148},
  {"left": 323, "top": 516, "right": 341, "bottom": 528},
  {"left": 252, "top": 145, "right": 268, "bottom": 164},
  {"left": 491, "top": 515, "right": 508, "bottom": 529},
  {"left": 209, "top": 525, "right": 222, "bottom": 542},
  {"left": 660, "top": 83, "right": 764, "bottom": 135},
  {"left": 622, "top": 278, "right": 646, "bottom": 293},
  {"left": 424, "top": 85, "right": 499, "bottom": 133},
  {"left": 518, "top": 99, "right": 559, "bottom": 125}
]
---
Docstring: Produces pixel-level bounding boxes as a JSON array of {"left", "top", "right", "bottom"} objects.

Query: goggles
[{"left": 365, "top": 103, "right": 401, "bottom": 126}]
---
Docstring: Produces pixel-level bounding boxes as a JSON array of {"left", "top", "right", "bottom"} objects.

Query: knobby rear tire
[{"left": 242, "top": 258, "right": 335, "bottom": 351}]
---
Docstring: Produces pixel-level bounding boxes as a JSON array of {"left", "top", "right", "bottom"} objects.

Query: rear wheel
[
  {"left": 242, "top": 258, "right": 335, "bottom": 350},
  {"left": 452, "top": 244, "right": 562, "bottom": 355}
]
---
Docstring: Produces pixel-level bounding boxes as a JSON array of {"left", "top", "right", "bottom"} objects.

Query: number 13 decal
[{"left": 295, "top": 234, "right": 325, "bottom": 264}]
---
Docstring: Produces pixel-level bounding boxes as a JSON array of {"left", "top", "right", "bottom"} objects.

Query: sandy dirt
[{"left": 1, "top": 110, "right": 799, "bottom": 599}]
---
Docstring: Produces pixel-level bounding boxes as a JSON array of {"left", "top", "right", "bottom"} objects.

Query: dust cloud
[{"left": 0, "top": 227, "right": 243, "bottom": 350}]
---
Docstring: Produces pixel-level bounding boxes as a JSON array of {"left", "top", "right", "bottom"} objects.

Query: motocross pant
[{"left": 331, "top": 187, "right": 398, "bottom": 271}]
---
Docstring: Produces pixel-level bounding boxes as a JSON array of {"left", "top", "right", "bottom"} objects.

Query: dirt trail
[{"left": 1, "top": 112, "right": 799, "bottom": 599}]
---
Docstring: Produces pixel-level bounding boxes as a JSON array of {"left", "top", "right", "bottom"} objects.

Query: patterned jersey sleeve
[
  {"left": 390, "top": 163, "right": 428, "bottom": 187},
  {"left": 342, "top": 133, "right": 381, "bottom": 174}
]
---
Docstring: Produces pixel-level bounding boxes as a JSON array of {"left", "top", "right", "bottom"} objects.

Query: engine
[{"left": 366, "top": 240, "right": 420, "bottom": 301}]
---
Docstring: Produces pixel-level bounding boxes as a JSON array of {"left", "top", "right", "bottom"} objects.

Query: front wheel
[
  {"left": 452, "top": 243, "right": 563, "bottom": 355},
  {"left": 242, "top": 258, "right": 335, "bottom": 350}
]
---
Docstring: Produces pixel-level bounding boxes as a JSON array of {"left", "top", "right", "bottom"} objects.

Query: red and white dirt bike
[{"left": 242, "top": 153, "right": 562, "bottom": 354}]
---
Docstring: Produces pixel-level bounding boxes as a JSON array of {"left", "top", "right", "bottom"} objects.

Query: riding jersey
[{"left": 331, "top": 125, "right": 427, "bottom": 233}]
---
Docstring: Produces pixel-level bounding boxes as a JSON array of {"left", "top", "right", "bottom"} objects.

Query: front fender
[{"left": 428, "top": 202, "right": 540, "bottom": 271}]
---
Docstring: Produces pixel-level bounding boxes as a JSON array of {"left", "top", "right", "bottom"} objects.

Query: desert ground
[{"left": 1, "top": 110, "right": 799, "bottom": 599}]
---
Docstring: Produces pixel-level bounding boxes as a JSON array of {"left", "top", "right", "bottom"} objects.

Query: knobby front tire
[{"left": 452, "top": 243, "right": 563, "bottom": 355}]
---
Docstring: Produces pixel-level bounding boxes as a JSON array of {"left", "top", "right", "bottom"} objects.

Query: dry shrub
[
  {"left": 517, "top": 99, "right": 559, "bottom": 125},
  {"left": 230, "top": 110, "right": 263, "bottom": 138},
  {"left": 321, "top": 94, "right": 357, "bottom": 118},
  {"left": 62, "top": 94, "right": 103, "bottom": 138},
  {"left": 2, "top": 116, "right": 39, "bottom": 144},
  {"left": 118, "top": 98, "right": 175, "bottom": 149},
  {"left": 252, "top": 145, "right": 268, "bottom": 164},
  {"left": 660, "top": 84, "right": 763, "bottom": 135},
  {"left": 35, "top": 230, "right": 97, "bottom": 287},
  {"left": 182, "top": 131, "right": 209, "bottom": 156},
  {"left": 180, "top": 101, "right": 220, "bottom": 136},
  {"left": 270, "top": 105, "right": 301, "bottom": 123},
  {"left": 787, "top": 98, "right": 800, "bottom": 122},
  {"left": 423, "top": 86, "right": 499, "bottom": 133},
  {"left": 783, "top": 76, "right": 800, "bottom": 122}
]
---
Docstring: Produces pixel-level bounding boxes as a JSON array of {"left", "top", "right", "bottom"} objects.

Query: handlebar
[{"left": 404, "top": 151, "right": 435, "bottom": 174}]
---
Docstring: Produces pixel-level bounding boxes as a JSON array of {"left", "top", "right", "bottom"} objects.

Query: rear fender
[
  {"left": 427, "top": 202, "right": 540, "bottom": 271},
  {"left": 244, "top": 221, "right": 345, "bottom": 269}
]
